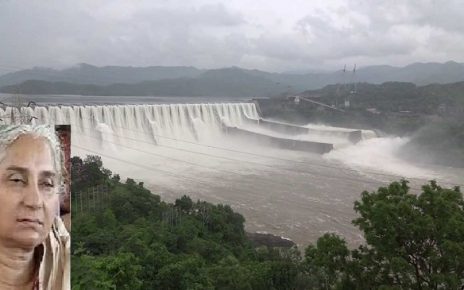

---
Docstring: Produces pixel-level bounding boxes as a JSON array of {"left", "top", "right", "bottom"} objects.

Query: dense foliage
[{"left": 72, "top": 156, "right": 464, "bottom": 289}]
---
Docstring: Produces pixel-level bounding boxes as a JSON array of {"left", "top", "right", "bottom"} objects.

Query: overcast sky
[{"left": 1, "top": 0, "right": 463, "bottom": 73}]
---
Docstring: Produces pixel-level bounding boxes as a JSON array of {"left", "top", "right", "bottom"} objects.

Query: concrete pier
[
  {"left": 224, "top": 126, "right": 333, "bottom": 154},
  {"left": 245, "top": 117, "right": 363, "bottom": 144}
]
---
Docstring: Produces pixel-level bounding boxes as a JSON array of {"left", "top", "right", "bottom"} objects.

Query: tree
[
  {"left": 303, "top": 233, "right": 350, "bottom": 289},
  {"left": 175, "top": 195, "right": 193, "bottom": 212},
  {"left": 351, "top": 180, "right": 464, "bottom": 289},
  {"left": 72, "top": 252, "right": 143, "bottom": 290},
  {"left": 302, "top": 181, "right": 464, "bottom": 289},
  {"left": 155, "top": 256, "right": 213, "bottom": 290},
  {"left": 71, "top": 155, "right": 109, "bottom": 189},
  {"left": 112, "top": 174, "right": 121, "bottom": 182}
]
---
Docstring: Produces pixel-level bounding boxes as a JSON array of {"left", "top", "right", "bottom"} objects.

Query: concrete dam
[
  {"left": 0, "top": 101, "right": 458, "bottom": 247},
  {"left": 0, "top": 102, "right": 369, "bottom": 154}
]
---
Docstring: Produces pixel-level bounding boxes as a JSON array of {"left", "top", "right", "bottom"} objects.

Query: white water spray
[{"left": 324, "top": 136, "right": 434, "bottom": 179}]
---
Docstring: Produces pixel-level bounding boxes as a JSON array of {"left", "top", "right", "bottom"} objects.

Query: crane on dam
[
  {"left": 292, "top": 64, "right": 357, "bottom": 113},
  {"left": 343, "top": 64, "right": 357, "bottom": 108}
]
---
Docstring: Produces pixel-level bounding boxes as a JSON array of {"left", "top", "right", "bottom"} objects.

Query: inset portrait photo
[{"left": 0, "top": 124, "right": 70, "bottom": 290}]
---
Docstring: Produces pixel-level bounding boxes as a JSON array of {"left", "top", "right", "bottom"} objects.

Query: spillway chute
[{"left": 0, "top": 102, "right": 374, "bottom": 155}]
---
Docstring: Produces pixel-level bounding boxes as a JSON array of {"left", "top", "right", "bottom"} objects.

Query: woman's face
[{"left": 0, "top": 134, "right": 59, "bottom": 250}]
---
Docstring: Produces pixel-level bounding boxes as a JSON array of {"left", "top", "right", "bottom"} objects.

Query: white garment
[{"left": 37, "top": 217, "right": 70, "bottom": 290}]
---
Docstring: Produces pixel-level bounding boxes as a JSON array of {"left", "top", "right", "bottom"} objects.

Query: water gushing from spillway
[
  {"left": 324, "top": 136, "right": 435, "bottom": 179},
  {"left": 0, "top": 103, "right": 265, "bottom": 189},
  {"left": 4, "top": 103, "right": 259, "bottom": 143}
]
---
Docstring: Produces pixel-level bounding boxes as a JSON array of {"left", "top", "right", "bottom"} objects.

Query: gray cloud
[
  {"left": 294, "top": 11, "right": 418, "bottom": 59},
  {"left": 0, "top": 0, "right": 463, "bottom": 73}
]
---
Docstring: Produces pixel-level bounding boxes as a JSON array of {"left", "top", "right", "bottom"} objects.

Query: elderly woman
[{"left": 0, "top": 125, "right": 70, "bottom": 290}]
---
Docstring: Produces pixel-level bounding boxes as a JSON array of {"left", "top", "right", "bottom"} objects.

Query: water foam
[{"left": 324, "top": 136, "right": 435, "bottom": 179}]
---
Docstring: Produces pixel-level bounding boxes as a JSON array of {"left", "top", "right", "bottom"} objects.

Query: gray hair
[{"left": 0, "top": 124, "right": 64, "bottom": 190}]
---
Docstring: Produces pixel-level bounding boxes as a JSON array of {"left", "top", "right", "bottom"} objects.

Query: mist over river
[{"left": 1, "top": 94, "right": 462, "bottom": 247}]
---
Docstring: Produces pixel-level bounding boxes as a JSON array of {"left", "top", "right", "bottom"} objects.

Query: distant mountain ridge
[
  {"left": 0, "top": 72, "right": 283, "bottom": 97},
  {"left": 0, "top": 63, "right": 204, "bottom": 87},
  {"left": 1, "top": 61, "right": 463, "bottom": 97}
]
